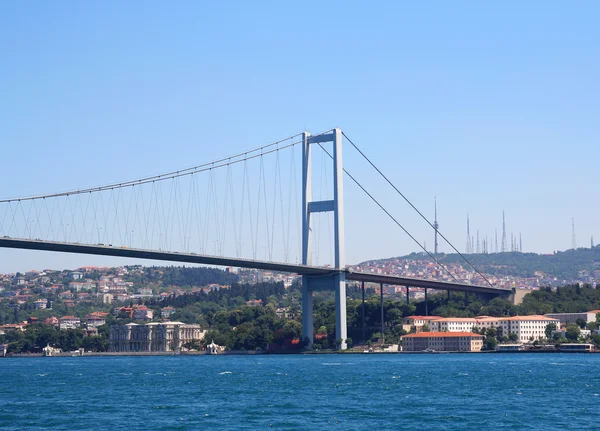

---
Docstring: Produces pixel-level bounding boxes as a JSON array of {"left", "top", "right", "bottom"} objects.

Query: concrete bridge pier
[
  {"left": 361, "top": 281, "right": 366, "bottom": 343},
  {"left": 335, "top": 273, "right": 347, "bottom": 349},
  {"left": 301, "top": 275, "right": 314, "bottom": 346},
  {"left": 301, "top": 272, "right": 347, "bottom": 349}
]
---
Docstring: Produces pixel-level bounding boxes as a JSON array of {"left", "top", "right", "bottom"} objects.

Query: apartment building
[
  {"left": 401, "top": 332, "right": 484, "bottom": 352},
  {"left": 499, "top": 315, "right": 560, "bottom": 343},
  {"left": 58, "top": 316, "right": 81, "bottom": 330},
  {"left": 402, "top": 316, "right": 442, "bottom": 332},
  {"left": 430, "top": 318, "right": 478, "bottom": 333}
]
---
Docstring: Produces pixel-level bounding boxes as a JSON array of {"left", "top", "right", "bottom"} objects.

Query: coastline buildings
[
  {"left": 401, "top": 332, "right": 484, "bottom": 352},
  {"left": 206, "top": 340, "right": 225, "bottom": 354},
  {"left": 499, "top": 315, "right": 559, "bottom": 343},
  {"left": 403, "top": 315, "right": 561, "bottom": 344},
  {"left": 109, "top": 322, "right": 205, "bottom": 352},
  {"left": 402, "top": 316, "right": 442, "bottom": 332},
  {"left": 430, "top": 318, "right": 479, "bottom": 333}
]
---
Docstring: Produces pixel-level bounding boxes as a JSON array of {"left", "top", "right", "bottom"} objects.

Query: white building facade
[
  {"left": 499, "top": 315, "right": 560, "bottom": 343},
  {"left": 430, "top": 318, "right": 478, "bottom": 333},
  {"left": 109, "top": 322, "right": 205, "bottom": 352}
]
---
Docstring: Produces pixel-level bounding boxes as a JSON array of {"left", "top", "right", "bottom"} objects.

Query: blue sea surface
[{"left": 1, "top": 353, "right": 598, "bottom": 430}]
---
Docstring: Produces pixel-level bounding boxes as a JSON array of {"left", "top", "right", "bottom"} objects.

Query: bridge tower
[{"left": 301, "top": 129, "right": 347, "bottom": 349}]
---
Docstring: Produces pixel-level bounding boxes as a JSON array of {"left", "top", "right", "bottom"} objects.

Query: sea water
[{"left": 1, "top": 353, "right": 598, "bottom": 430}]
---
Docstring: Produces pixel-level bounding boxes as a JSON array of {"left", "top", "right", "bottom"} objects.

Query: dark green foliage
[
  {"left": 576, "top": 318, "right": 588, "bottom": 329},
  {"left": 147, "top": 281, "right": 286, "bottom": 309},
  {"left": 0, "top": 324, "right": 109, "bottom": 354},
  {"left": 485, "top": 336, "right": 498, "bottom": 350},
  {"left": 545, "top": 323, "right": 557, "bottom": 339},
  {"left": 565, "top": 324, "right": 581, "bottom": 341},
  {"left": 124, "top": 266, "right": 239, "bottom": 288},
  {"left": 519, "top": 284, "right": 600, "bottom": 315}
]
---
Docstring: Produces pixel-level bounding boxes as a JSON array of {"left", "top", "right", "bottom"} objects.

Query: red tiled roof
[
  {"left": 503, "top": 315, "right": 557, "bottom": 321},
  {"left": 433, "top": 317, "right": 478, "bottom": 322},
  {"left": 402, "top": 332, "right": 483, "bottom": 338}
]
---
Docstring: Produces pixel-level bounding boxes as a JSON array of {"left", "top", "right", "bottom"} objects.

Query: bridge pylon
[{"left": 302, "top": 128, "right": 347, "bottom": 349}]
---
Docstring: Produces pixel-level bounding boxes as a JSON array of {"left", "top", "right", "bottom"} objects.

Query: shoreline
[{"left": 3, "top": 349, "right": 599, "bottom": 358}]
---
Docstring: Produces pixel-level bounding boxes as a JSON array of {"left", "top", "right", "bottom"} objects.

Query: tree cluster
[{"left": 0, "top": 324, "right": 109, "bottom": 354}]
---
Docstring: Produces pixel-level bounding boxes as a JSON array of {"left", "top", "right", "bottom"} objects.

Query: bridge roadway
[{"left": 0, "top": 237, "right": 512, "bottom": 296}]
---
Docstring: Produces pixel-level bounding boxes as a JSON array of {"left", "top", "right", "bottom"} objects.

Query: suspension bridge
[{"left": 0, "top": 128, "right": 512, "bottom": 349}]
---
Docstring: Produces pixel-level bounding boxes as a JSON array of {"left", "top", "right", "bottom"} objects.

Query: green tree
[
  {"left": 565, "top": 324, "right": 580, "bottom": 342},
  {"left": 386, "top": 309, "right": 402, "bottom": 325},
  {"left": 545, "top": 323, "right": 557, "bottom": 339},
  {"left": 484, "top": 336, "right": 498, "bottom": 351},
  {"left": 575, "top": 318, "right": 587, "bottom": 329},
  {"left": 485, "top": 327, "right": 497, "bottom": 338},
  {"left": 280, "top": 320, "right": 302, "bottom": 340}
]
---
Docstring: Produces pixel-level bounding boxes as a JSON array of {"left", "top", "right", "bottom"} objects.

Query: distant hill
[{"left": 363, "top": 245, "right": 600, "bottom": 281}]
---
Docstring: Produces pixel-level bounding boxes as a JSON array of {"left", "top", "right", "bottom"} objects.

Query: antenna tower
[
  {"left": 501, "top": 211, "right": 507, "bottom": 252},
  {"left": 466, "top": 214, "right": 471, "bottom": 253},
  {"left": 519, "top": 233, "right": 522, "bottom": 252},
  {"left": 495, "top": 229, "right": 498, "bottom": 253},
  {"left": 572, "top": 218, "right": 577, "bottom": 250}
]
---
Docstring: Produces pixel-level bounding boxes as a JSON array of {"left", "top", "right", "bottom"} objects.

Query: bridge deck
[
  {"left": 0, "top": 237, "right": 511, "bottom": 295},
  {"left": 345, "top": 271, "right": 511, "bottom": 295}
]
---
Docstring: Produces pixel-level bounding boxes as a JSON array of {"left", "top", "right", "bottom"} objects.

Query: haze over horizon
[{"left": 1, "top": 2, "right": 598, "bottom": 273}]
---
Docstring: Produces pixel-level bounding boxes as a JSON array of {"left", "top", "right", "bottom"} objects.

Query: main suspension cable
[
  {"left": 316, "top": 144, "right": 461, "bottom": 284},
  {"left": 341, "top": 131, "right": 494, "bottom": 288},
  {"left": 1, "top": 129, "right": 333, "bottom": 203}
]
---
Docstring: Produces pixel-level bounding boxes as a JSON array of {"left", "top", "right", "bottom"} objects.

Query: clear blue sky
[{"left": 1, "top": 2, "right": 598, "bottom": 272}]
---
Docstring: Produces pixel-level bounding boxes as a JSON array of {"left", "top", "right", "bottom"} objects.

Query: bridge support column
[
  {"left": 406, "top": 286, "right": 410, "bottom": 305},
  {"left": 380, "top": 282, "right": 384, "bottom": 343},
  {"left": 361, "top": 281, "right": 366, "bottom": 343},
  {"left": 424, "top": 288, "right": 428, "bottom": 316},
  {"left": 335, "top": 273, "right": 347, "bottom": 349},
  {"left": 302, "top": 276, "right": 313, "bottom": 347}
]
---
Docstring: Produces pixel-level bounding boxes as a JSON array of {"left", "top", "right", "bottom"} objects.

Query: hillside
[{"left": 365, "top": 245, "right": 600, "bottom": 282}]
